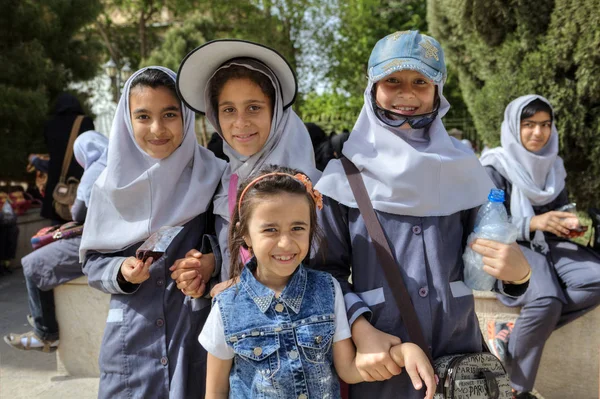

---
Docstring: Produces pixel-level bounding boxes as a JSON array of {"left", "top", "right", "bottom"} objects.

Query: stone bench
[
  {"left": 474, "top": 290, "right": 599, "bottom": 399},
  {"left": 54, "top": 276, "right": 109, "bottom": 377},
  {"left": 52, "top": 279, "right": 599, "bottom": 398}
]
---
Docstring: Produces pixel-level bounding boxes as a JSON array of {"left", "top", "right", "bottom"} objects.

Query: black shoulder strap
[{"left": 340, "top": 157, "right": 434, "bottom": 366}]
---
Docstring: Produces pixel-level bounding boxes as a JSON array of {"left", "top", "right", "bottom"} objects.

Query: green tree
[
  {"left": 0, "top": 0, "right": 103, "bottom": 180},
  {"left": 429, "top": 0, "right": 600, "bottom": 208},
  {"left": 142, "top": 0, "right": 331, "bottom": 115},
  {"left": 143, "top": 14, "right": 217, "bottom": 71}
]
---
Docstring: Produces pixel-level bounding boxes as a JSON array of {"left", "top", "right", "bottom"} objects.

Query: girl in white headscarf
[
  {"left": 313, "top": 31, "right": 532, "bottom": 399},
  {"left": 481, "top": 95, "right": 600, "bottom": 398},
  {"left": 174, "top": 40, "right": 320, "bottom": 283},
  {"left": 80, "top": 67, "right": 226, "bottom": 399}
]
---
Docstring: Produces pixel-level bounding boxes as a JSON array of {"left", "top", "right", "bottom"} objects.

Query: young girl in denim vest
[
  {"left": 200, "top": 165, "right": 436, "bottom": 399},
  {"left": 313, "top": 31, "right": 533, "bottom": 399}
]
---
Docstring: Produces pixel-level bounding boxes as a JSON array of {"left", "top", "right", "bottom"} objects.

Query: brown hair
[
  {"left": 209, "top": 61, "right": 276, "bottom": 125},
  {"left": 228, "top": 165, "right": 322, "bottom": 279}
]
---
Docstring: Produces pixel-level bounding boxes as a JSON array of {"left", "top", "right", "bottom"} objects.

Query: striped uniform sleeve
[{"left": 83, "top": 252, "right": 140, "bottom": 295}]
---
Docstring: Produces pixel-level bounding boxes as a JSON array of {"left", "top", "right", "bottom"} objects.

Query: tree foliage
[
  {"left": 0, "top": 0, "right": 103, "bottom": 180},
  {"left": 143, "top": 14, "right": 217, "bottom": 71},
  {"left": 301, "top": 0, "right": 470, "bottom": 130},
  {"left": 429, "top": 0, "right": 600, "bottom": 208}
]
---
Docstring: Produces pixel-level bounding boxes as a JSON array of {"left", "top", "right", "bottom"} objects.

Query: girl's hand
[
  {"left": 120, "top": 256, "right": 153, "bottom": 284},
  {"left": 471, "top": 240, "right": 531, "bottom": 283},
  {"left": 530, "top": 211, "right": 579, "bottom": 237},
  {"left": 390, "top": 343, "right": 436, "bottom": 399},
  {"left": 351, "top": 316, "right": 402, "bottom": 381},
  {"left": 169, "top": 250, "right": 215, "bottom": 297}
]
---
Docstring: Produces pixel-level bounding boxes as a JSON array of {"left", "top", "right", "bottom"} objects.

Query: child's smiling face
[
  {"left": 243, "top": 192, "right": 311, "bottom": 293},
  {"left": 520, "top": 111, "right": 552, "bottom": 152},
  {"left": 217, "top": 77, "right": 273, "bottom": 157},
  {"left": 129, "top": 85, "right": 184, "bottom": 159},
  {"left": 375, "top": 70, "right": 436, "bottom": 129}
]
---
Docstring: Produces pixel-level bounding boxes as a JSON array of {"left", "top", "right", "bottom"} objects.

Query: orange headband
[{"left": 238, "top": 172, "right": 323, "bottom": 215}]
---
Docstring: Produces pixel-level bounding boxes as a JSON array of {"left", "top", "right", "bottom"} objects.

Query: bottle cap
[{"left": 488, "top": 188, "right": 505, "bottom": 203}]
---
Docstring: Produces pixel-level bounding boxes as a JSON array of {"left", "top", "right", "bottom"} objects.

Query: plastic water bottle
[{"left": 463, "top": 189, "right": 518, "bottom": 291}]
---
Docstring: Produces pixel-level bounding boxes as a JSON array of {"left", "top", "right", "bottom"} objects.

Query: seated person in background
[
  {"left": 4, "top": 130, "right": 108, "bottom": 352},
  {"left": 481, "top": 95, "right": 600, "bottom": 399}
]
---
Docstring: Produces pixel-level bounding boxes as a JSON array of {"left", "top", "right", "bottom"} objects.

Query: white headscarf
[
  {"left": 80, "top": 66, "right": 226, "bottom": 260},
  {"left": 316, "top": 81, "right": 494, "bottom": 216},
  {"left": 206, "top": 59, "right": 320, "bottom": 221},
  {"left": 73, "top": 130, "right": 108, "bottom": 206},
  {"left": 479, "top": 95, "right": 566, "bottom": 253}
]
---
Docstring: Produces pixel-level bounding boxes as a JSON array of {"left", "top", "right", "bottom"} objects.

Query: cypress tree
[{"left": 429, "top": 0, "right": 600, "bottom": 208}]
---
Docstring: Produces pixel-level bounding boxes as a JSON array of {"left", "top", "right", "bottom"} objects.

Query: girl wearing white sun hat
[{"left": 174, "top": 39, "right": 320, "bottom": 284}]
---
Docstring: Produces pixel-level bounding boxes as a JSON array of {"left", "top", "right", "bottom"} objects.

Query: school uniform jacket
[
  {"left": 83, "top": 214, "right": 212, "bottom": 399},
  {"left": 312, "top": 196, "right": 527, "bottom": 399}
]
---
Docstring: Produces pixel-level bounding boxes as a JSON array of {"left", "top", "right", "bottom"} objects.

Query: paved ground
[{"left": 0, "top": 268, "right": 98, "bottom": 399}]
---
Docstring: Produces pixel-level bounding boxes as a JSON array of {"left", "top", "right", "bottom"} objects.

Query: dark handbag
[
  {"left": 31, "top": 221, "right": 84, "bottom": 250},
  {"left": 52, "top": 115, "right": 83, "bottom": 221},
  {"left": 340, "top": 158, "right": 511, "bottom": 399}
]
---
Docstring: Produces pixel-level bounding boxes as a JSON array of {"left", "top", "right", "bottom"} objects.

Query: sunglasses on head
[{"left": 370, "top": 91, "right": 440, "bottom": 129}]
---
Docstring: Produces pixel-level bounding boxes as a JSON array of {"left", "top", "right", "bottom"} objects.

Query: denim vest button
[
  {"left": 253, "top": 347, "right": 263, "bottom": 356},
  {"left": 275, "top": 303, "right": 284, "bottom": 312},
  {"left": 298, "top": 394, "right": 308, "bottom": 399},
  {"left": 315, "top": 335, "right": 323, "bottom": 344},
  {"left": 289, "top": 350, "right": 299, "bottom": 360},
  {"left": 412, "top": 225, "right": 422, "bottom": 235},
  {"left": 160, "top": 356, "right": 168, "bottom": 366}
]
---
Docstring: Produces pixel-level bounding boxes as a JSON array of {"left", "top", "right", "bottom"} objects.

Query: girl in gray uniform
[
  {"left": 79, "top": 67, "right": 226, "bottom": 398},
  {"left": 480, "top": 95, "right": 600, "bottom": 399},
  {"left": 173, "top": 40, "right": 320, "bottom": 289},
  {"left": 313, "top": 30, "right": 532, "bottom": 399}
]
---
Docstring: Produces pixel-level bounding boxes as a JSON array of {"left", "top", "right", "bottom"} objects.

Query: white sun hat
[{"left": 176, "top": 39, "right": 298, "bottom": 114}]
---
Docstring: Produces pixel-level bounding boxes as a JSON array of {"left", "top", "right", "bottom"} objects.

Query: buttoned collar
[{"left": 240, "top": 258, "right": 307, "bottom": 314}]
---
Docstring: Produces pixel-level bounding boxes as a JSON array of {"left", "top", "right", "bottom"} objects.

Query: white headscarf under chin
[
  {"left": 79, "top": 66, "right": 226, "bottom": 261},
  {"left": 206, "top": 58, "right": 320, "bottom": 222},
  {"left": 73, "top": 130, "right": 108, "bottom": 206},
  {"left": 316, "top": 81, "right": 494, "bottom": 216},
  {"left": 480, "top": 95, "right": 566, "bottom": 253}
]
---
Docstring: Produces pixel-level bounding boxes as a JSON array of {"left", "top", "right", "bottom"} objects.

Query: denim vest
[{"left": 216, "top": 261, "right": 340, "bottom": 399}]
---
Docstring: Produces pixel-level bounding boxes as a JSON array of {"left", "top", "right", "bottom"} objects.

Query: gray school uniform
[
  {"left": 83, "top": 214, "right": 212, "bottom": 399},
  {"left": 23, "top": 198, "right": 88, "bottom": 291},
  {"left": 216, "top": 215, "right": 231, "bottom": 282},
  {"left": 486, "top": 166, "right": 600, "bottom": 392},
  {"left": 313, "top": 196, "right": 527, "bottom": 399}
]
